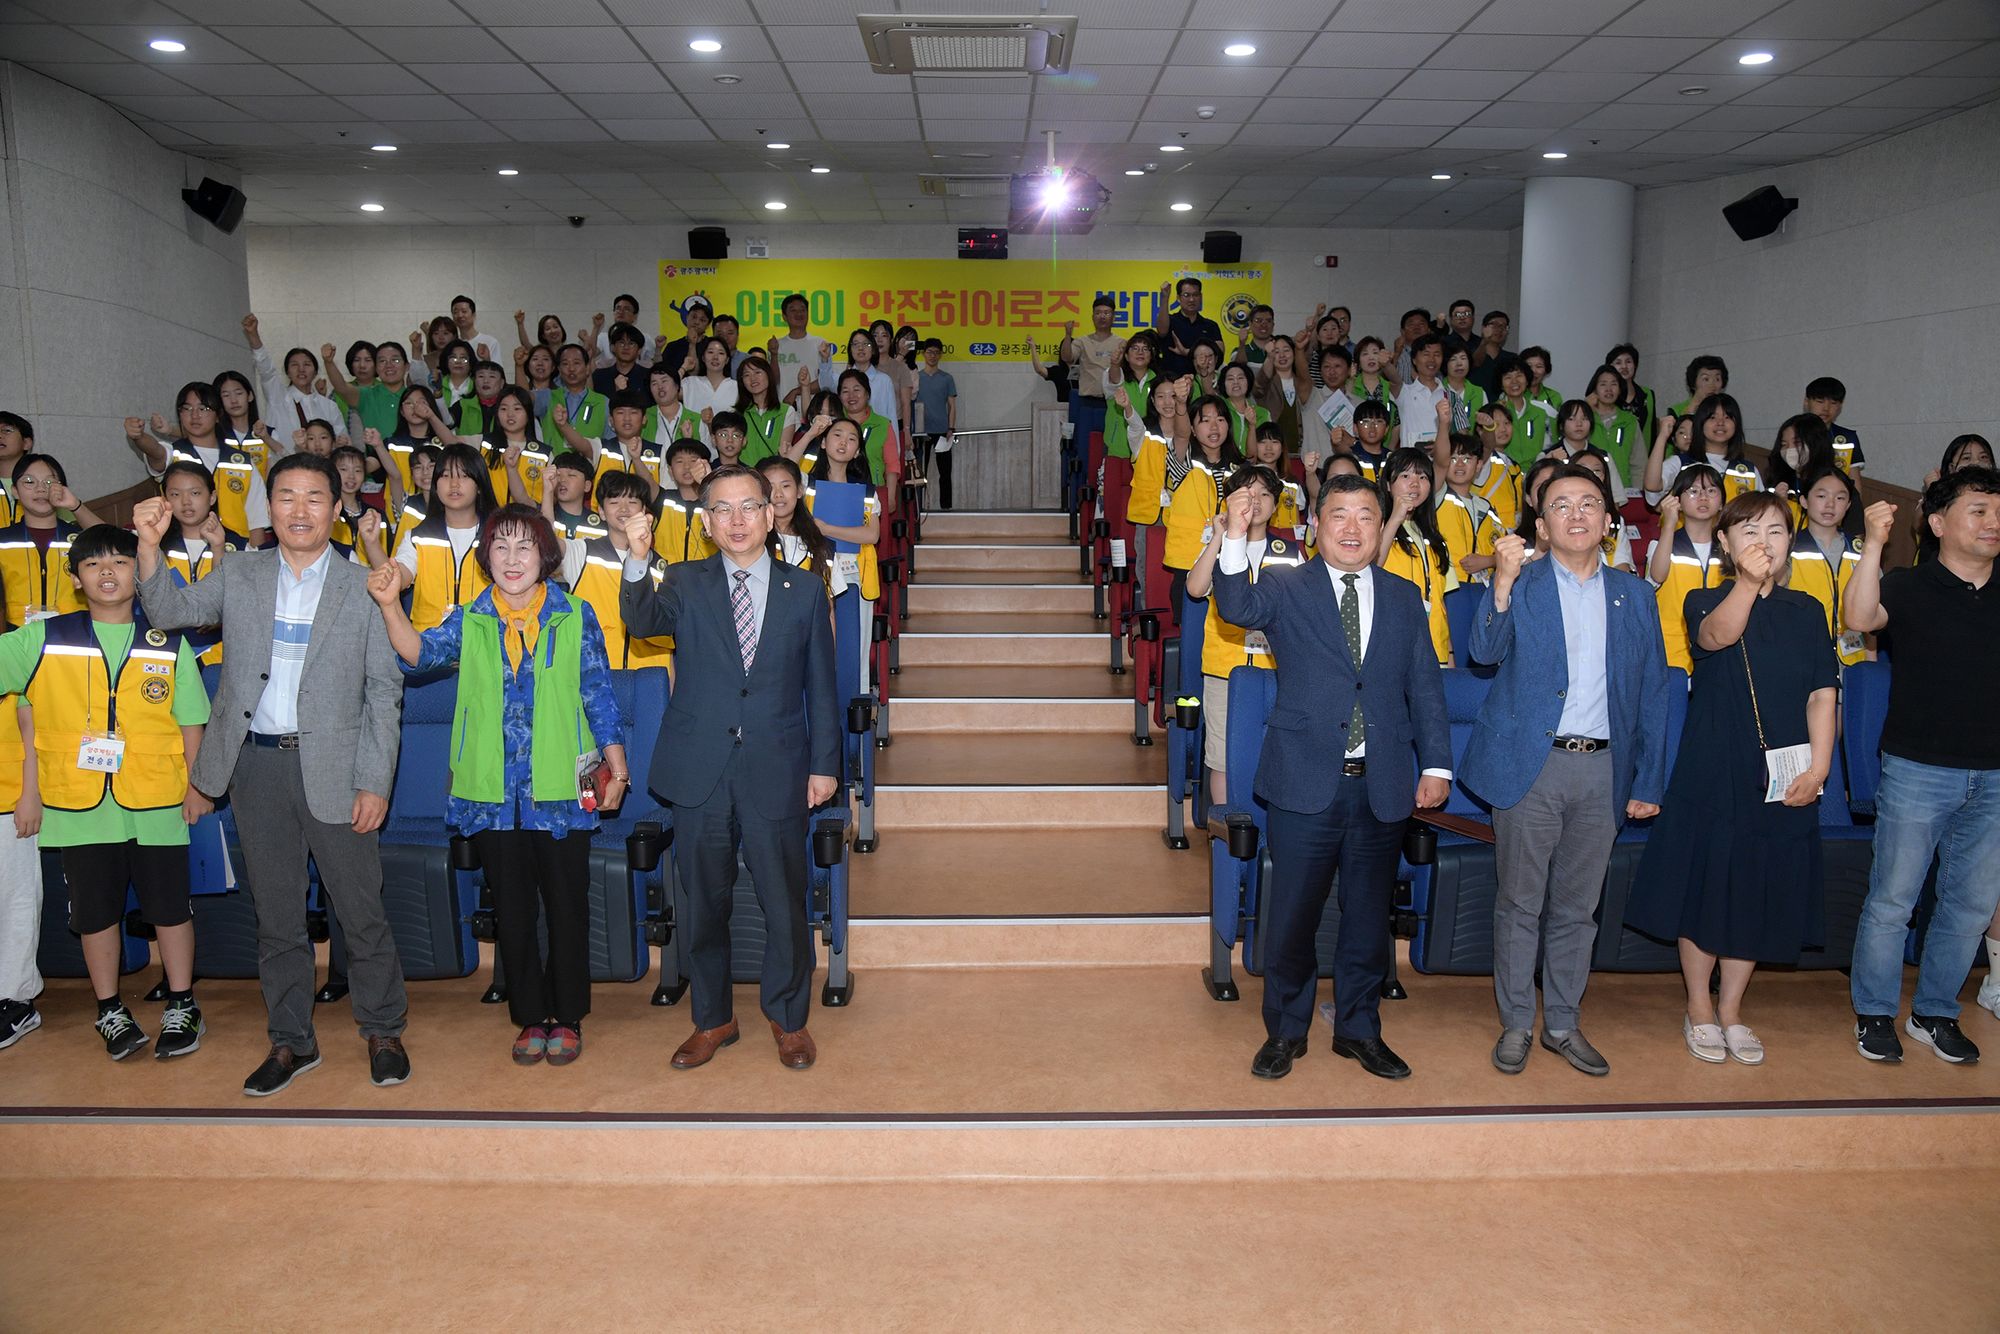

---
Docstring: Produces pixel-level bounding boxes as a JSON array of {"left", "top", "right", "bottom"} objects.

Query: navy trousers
[{"left": 1262, "top": 774, "right": 1404, "bottom": 1042}]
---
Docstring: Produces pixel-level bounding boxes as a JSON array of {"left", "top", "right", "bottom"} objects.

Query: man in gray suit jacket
[
  {"left": 134, "top": 454, "right": 410, "bottom": 1098},
  {"left": 619, "top": 464, "right": 840, "bottom": 1072}
]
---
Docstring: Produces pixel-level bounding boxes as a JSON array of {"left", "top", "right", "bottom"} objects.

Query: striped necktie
[
  {"left": 1339, "top": 572, "right": 1364, "bottom": 754},
  {"left": 731, "top": 569, "right": 758, "bottom": 673}
]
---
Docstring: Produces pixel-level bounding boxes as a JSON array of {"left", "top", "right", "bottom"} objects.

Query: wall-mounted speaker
[
  {"left": 1201, "top": 230, "right": 1242, "bottom": 264},
  {"left": 181, "top": 177, "right": 245, "bottom": 234},
  {"left": 688, "top": 226, "right": 729, "bottom": 260},
  {"left": 1722, "top": 185, "right": 1797, "bottom": 242}
]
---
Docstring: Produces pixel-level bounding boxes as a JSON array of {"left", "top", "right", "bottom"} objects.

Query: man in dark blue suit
[
  {"left": 1213, "top": 474, "right": 1452, "bottom": 1080},
  {"left": 620, "top": 465, "right": 840, "bottom": 1071},
  {"left": 1461, "top": 466, "right": 1671, "bottom": 1078}
]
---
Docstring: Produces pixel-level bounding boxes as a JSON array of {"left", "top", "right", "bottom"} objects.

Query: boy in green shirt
[{"left": 0, "top": 526, "right": 211, "bottom": 1060}]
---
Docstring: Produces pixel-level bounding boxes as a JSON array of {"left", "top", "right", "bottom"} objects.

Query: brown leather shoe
[
  {"left": 769, "top": 1019, "right": 816, "bottom": 1070},
  {"left": 670, "top": 1019, "right": 740, "bottom": 1069}
]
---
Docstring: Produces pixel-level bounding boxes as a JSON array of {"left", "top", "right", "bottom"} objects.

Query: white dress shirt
[
  {"left": 1216, "top": 539, "right": 1449, "bottom": 778},
  {"left": 1396, "top": 378, "right": 1449, "bottom": 446},
  {"left": 251, "top": 545, "right": 332, "bottom": 735}
]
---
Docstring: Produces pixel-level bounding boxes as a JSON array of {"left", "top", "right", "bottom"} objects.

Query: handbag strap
[{"left": 1739, "top": 638, "right": 1768, "bottom": 750}]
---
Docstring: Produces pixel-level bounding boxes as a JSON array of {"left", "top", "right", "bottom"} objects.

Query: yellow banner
[{"left": 657, "top": 259, "right": 1272, "bottom": 364}]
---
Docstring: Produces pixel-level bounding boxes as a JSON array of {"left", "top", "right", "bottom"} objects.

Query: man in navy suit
[
  {"left": 620, "top": 465, "right": 840, "bottom": 1072},
  {"left": 1213, "top": 474, "right": 1452, "bottom": 1080},
  {"left": 1461, "top": 466, "right": 1671, "bottom": 1077}
]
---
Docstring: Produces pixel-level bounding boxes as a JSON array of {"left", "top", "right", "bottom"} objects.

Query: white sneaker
[
  {"left": 1684, "top": 1014, "right": 1727, "bottom": 1063},
  {"left": 1977, "top": 972, "right": 2000, "bottom": 1020},
  {"left": 1722, "top": 1024, "right": 1765, "bottom": 1065}
]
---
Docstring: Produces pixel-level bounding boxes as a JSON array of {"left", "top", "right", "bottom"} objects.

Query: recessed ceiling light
[
  {"left": 1159, "top": 144, "right": 1184, "bottom": 153},
  {"left": 1431, "top": 172, "right": 1452, "bottom": 180},
  {"left": 359, "top": 203, "right": 384, "bottom": 212},
  {"left": 1542, "top": 151, "right": 1568, "bottom": 160},
  {"left": 370, "top": 144, "right": 397, "bottom": 153},
  {"left": 1679, "top": 85, "right": 1709, "bottom": 96},
  {"left": 1223, "top": 43, "right": 1257, "bottom": 57},
  {"left": 764, "top": 200, "right": 787, "bottom": 210},
  {"left": 1125, "top": 169, "right": 1145, "bottom": 176},
  {"left": 688, "top": 38, "right": 722, "bottom": 53},
  {"left": 147, "top": 38, "right": 185, "bottom": 53},
  {"left": 497, "top": 168, "right": 519, "bottom": 176},
  {"left": 712, "top": 74, "right": 742, "bottom": 85},
  {"left": 766, "top": 141, "right": 790, "bottom": 149},
  {"left": 1738, "top": 51, "right": 1775, "bottom": 66},
  {"left": 1170, "top": 202, "right": 1193, "bottom": 212},
  {"left": 810, "top": 165, "right": 831, "bottom": 174}
]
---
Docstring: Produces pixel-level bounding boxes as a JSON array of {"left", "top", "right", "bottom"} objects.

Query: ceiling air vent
[
  {"left": 857, "top": 14, "right": 1078, "bottom": 75},
  {"left": 919, "top": 174, "right": 1013, "bottom": 199}
]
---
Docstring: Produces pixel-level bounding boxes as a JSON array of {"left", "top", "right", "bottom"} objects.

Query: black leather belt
[
  {"left": 248, "top": 732, "right": 300, "bottom": 750},
  {"left": 1552, "top": 736, "right": 1609, "bottom": 753},
  {"left": 1341, "top": 760, "right": 1366, "bottom": 776}
]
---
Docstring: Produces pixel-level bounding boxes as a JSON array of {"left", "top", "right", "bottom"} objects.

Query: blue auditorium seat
[{"left": 1442, "top": 585, "right": 1482, "bottom": 673}]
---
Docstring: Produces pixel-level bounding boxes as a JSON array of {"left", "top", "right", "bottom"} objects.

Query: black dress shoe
[
  {"left": 1251, "top": 1036, "right": 1308, "bottom": 1080},
  {"left": 1331, "top": 1034, "right": 1411, "bottom": 1080}
]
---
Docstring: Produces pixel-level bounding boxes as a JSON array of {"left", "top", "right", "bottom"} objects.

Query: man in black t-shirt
[
  {"left": 1844, "top": 467, "right": 2000, "bottom": 1065},
  {"left": 1152, "top": 276, "right": 1223, "bottom": 380}
]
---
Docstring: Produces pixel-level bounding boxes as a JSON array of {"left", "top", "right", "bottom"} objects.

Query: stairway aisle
[{"left": 853, "top": 509, "right": 1205, "bottom": 963}]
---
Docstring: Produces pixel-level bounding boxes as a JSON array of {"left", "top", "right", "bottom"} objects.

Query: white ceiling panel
[
  {"left": 1798, "top": 40, "right": 1981, "bottom": 77},
  {"left": 1181, "top": 0, "right": 1337, "bottom": 28},
  {"left": 1427, "top": 33, "right": 1586, "bottom": 68},
  {"left": 1298, "top": 30, "right": 1451, "bottom": 67},
  {"left": 285, "top": 63, "right": 435, "bottom": 95},
  {"left": 1465, "top": 0, "right": 1647, "bottom": 36},
  {"left": 406, "top": 63, "right": 553, "bottom": 95},
  {"left": 1506, "top": 69, "right": 1654, "bottom": 101},
  {"left": 1874, "top": 0, "right": 2000, "bottom": 42},
  {"left": 308, "top": 0, "right": 470, "bottom": 22},
  {"left": 1847, "top": 75, "right": 2000, "bottom": 105},
  {"left": 1390, "top": 69, "right": 1534, "bottom": 99},
  {"left": 1602, "top": 0, "right": 1784, "bottom": 38}
]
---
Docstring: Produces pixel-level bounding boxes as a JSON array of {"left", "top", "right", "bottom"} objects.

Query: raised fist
[
  {"left": 150, "top": 412, "right": 172, "bottom": 437},
  {"left": 688, "top": 457, "right": 711, "bottom": 486},
  {"left": 1223, "top": 486, "right": 1253, "bottom": 539},
  {"left": 124, "top": 416, "right": 146, "bottom": 442},
  {"left": 49, "top": 483, "right": 77, "bottom": 512},
  {"left": 320, "top": 342, "right": 337, "bottom": 363},
  {"left": 513, "top": 345, "right": 530, "bottom": 366},
  {"left": 1862, "top": 500, "right": 1896, "bottom": 546},
  {"left": 358, "top": 509, "right": 382, "bottom": 544},
  {"left": 196, "top": 512, "right": 226, "bottom": 550},
  {"left": 513, "top": 309, "right": 526, "bottom": 323},
  {"left": 1492, "top": 532, "right": 1528, "bottom": 582},
  {"left": 1734, "top": 535, "right": 1776, "bottom": 585},
  {"left": 367, "top": 559, "right": 401, "bottom": 608},
  {"left": 1658, "top": 493, "right": 1681, "bottom": 529},
  {"left": 551, "top": 403, "right": 569, "bottom": 428},
  {"left": 623, "top": 510, "right": 654, "bottom": 563},
  {"left": 241, "top": 313, "right": 260, "bottom": 344},
  {"left": 314, "top": 377, "right": 329, "bottom": 397},
  {"left": 818, "top": 342, "right": 833, "bottom": 363},
  {"left": 131, "top": 497, "right": 173, "bottom": 547}
]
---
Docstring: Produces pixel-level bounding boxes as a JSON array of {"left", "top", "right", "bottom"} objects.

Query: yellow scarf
[{"left": 495, "top": 584, "right": 546, "bottom": 673}]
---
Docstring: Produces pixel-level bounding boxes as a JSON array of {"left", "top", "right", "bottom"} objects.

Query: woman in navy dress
[{"left": 1628, "top": 491, "right": 1838, "bottom": 1067}]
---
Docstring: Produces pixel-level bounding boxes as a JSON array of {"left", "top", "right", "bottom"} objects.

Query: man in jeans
[
  {"left": 910, "top": 338, "right": 958, "bottom": 511},
  {"left": 1843, "top": 467, "right": 2000, "bottom": 1063}
]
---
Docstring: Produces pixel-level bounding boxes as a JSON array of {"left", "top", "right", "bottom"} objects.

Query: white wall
[
  {"left": 1631, "top": 100, "right": 2000, "bottom": 490},
  {"left": 0, "top": 63, "right": 251, "bottom": 500},
  {"left": 246, "top": 222, "right": 1520, "bottom": 438}
]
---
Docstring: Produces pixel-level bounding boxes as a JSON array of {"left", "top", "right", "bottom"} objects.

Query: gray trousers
[
  {"left": 1491, "top": 748, "right": 1617, "bottom": 1032},
  {"left": 232, "top": 745, "right": 407, "bottom": 1051}
]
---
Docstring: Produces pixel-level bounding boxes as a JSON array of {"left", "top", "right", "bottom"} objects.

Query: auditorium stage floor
[
  {"left": 5, "top": 1169, "right": 1997, "bottom": 1331},
  {"left": 7, "top": 961, "right": 1999, "bottom": 1121}
]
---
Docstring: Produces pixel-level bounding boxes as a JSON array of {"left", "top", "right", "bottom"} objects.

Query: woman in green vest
[
  {"left": 366, "top": 504, "right": 628, "bottom": 1070},
  {"left": 1099, "top": 331, "right": 1158, "bottom": 461},
  {"left": 1584, "top": 363, "right": 1644, "bottom": 485},
  {"left": 836, "top": 368, "right": 899, "bottom": 496}
]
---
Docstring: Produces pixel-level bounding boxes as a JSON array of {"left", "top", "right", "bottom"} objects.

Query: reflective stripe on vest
[{"left": 25, "top": 612, "right": 186, "bottom": 811}]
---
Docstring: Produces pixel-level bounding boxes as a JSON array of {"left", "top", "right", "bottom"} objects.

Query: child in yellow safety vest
[
  {"left": 1646, "top": 462, "right": 1727, "bottom": 674},
  {"left": 1434, "top": 433, "right": 1504, "bottom": 584},
  {"left": 1789, "top": 465, "right": 1869, "bottom": 666},
  {"left": 546, "top": 468, "right": 673, "bottom": 671},
  {"left": 394, "top": 443, "right": 497, "bottom": 630},
  {"left": 1377, "top": 448, "right": 1456, "bottom": 667},
  {"left": 158, "top": 460, "right": 240, "bottom": 667},
  {"left": 0, "top": 524, "right": 212, "bottom": 1061},
  {"left": 1244, "top": 422, "right": 1307, "bottom": 532},
  {"left": 0, "top": 453, "right": 109, "bottom": 629},
  {"left": 1185, "top": 464, "right": 1301, "bottom": 808},
  {"left": 651, "top": 441, "right": 719, "bottom": 566},
  {"left": 1162, "top": 394, "right": 1247, "bottom": 621}
]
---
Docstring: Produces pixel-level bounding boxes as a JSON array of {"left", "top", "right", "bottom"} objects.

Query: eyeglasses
[
  {"left": 15, "top": 478, "right": 59, "bottom": 491},
  {"left": 704, "top": 500, "right": 768, "bottom": 521},
  {"left": 1545, "top": 498, "right": 1606, "bottom": 518}
]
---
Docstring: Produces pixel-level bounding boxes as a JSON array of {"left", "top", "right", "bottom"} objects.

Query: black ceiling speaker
[
  {"left": 1722, "top": 185, "right": 1797, "bottom": 242},
  {"left": 688, "top": 226, "right": 729, "bottom": 260},
  {"left": 181, "top": 177, "right": 245, "bottom": 234},
  {"left": 1201, "top": 230, "right": 1242, "bottom": 264}
]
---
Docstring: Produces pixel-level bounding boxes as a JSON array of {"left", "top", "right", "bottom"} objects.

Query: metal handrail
[{"left": 943, "top": 425, "right": 1032, "bottom": 439}]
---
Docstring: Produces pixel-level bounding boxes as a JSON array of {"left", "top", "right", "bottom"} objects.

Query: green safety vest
[
  {"left": 1101, "top": 371, "right": 1155, "bottom": 460},
  {"left": 450, "top": 601, "right": 594, "bottom": 804}
]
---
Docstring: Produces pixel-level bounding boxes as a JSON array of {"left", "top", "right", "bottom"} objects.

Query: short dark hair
[
  {"left": 344, "top": 339, "right": 376, "bottom": 374},
  {"left": 1606, "top": 342, "right": 1640, "bottom": 368},
  {"left": 609, "top": 321, "right": 643, "bottom": 348},
  {"left": 283, "top": 346, "right": 319, "bottom": 375},
  {"left": 1449, "top": 298, "right": 1475, "bottom": 315},
  {"left": 1538, "top": 463, "right": 1615, "bottom": 517},
  {"left": 302, "top": 417, "right": 339, "bottom": 438},
  {"left": 452, "top": 294, "right": 476, "bottom": 312},
  {"left": 1091, "top": 293, "right": 1115, "bottom": 310},
  {"left": 1924, "top": 464, "right": 2000, "bottom": 523},
  {"left": 161, "top": 459, "right": 215, "bottom": 493},
  {"left": 614, "top": 293, "right": 640, "bottom": 313},
  {"left": 921, "top": 336, "right": 943, "bottom": 352},
  {"left": 1252, "top": 421, "right": 1284, "bottom": 445},
  {"left": 1493, "top": 354, "right": 1529, "bottom": 387},
  {"left": 547, "top": 450, "right": 594, "bottom": 479},
  {"left": 1409, "top": 332, "right": 1444, "bottom": 359},
  {"left": 1249, "top": 303, "right": 1274, "bottom": 320},
  {"left": 69, "top": 523, "right": 137, "bottom": 566},
  {"left": 1352, "top": 399, "right": 1391, "bottom": 426},
  {"left": 12, "top": 452, "right": 64, "bottom": 485},
  {"left": 1804, "top": 376, "right": 1847, "bottom": 402},
  {"left": 608, "top": 388, "right": 651, "bottom": 416},
  {"left": 1715, "top": 491, "right": 1794, "bottom": 576},
  {"left": 1176, "top": 277, "right": 1204, "bottom": 294},
  {"left": 1447, "top": 432, "right": 1483, "bottom": 458},
  {"left": 1225, "top": 463, "right": 1283, "bottom": 502},
  {"left": 1400, "top": 307, "right": 1433, "bottom": 330},
  {"left": 330, "top": 444, "right": 368, "bottom": 472},
  {"left": 268, "top": 452, "right": 339, "bottom": 495},
  {"left": 781, "top": 292, "right": 809, "bottom": 313},
  {"left": 473, "top": 359, "right": 507, "bottom": 380},
  {"left": 1684, "top": 354, "right": 1728, "bottom": 393},
  {"left": 595, "top": 469, "right": 649, "bottom": 508},
  {"left": 409, "top": 443, "right": 443, "bottom": 475},
  {"left": 698, "top": 462, "right": 770, "bottom": 507},
  {"left": 556, "top": 342, "right": 591, "bottom": 367},
  {"left": 1318, "top": 342, "right": 1352, "bottom": 366},
  {"left": 665, "top": 439, "right": 709, "bottom": 467},
  {"left": 475, "top": 503, "right": 564, "bottom": 583},
  {"left": 1481, "top": 310, "right": 1509, "bottom": 326},
  {"left": 0, "top": 411, "right": 32, "bottom": 441},
  {"left": 1315, "top": 472, "right": 1383, "bottom": 518},
  {"left": 1520, "top": 345, "right": 1552, "bottom": 372}
]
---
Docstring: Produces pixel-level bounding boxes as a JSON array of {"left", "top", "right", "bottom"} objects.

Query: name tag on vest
[{"left": 78, "top": 732, "right": 125, "bottom": 773}]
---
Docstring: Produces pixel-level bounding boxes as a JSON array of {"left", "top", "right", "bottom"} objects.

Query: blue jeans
[{"left": 1850, "top": 756, "right": 2000, "bottom": 1020}]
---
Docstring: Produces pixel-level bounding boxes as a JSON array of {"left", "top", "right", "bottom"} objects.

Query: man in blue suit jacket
[
  {"left": 621, "top": 465, "right": 840, "bottom": 1072},
  {"left": 1461, "top": 466, "right": 1671, "bottom": 1078},
  {"left": 1213, "top": 475, "right": 1452, "bottom": 1081}
]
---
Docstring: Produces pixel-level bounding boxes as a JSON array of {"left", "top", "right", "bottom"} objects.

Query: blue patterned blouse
[{"left": 407, "top": 584, "right": 627, "bottom": 838}]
